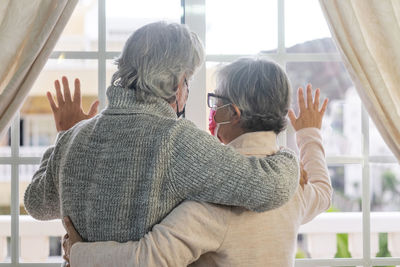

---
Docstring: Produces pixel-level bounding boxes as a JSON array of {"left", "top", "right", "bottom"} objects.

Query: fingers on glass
[
  {"left": 288, "top": 109, "right": 297, "bottom": 122},
  {"left": 55, "top": 80, "right": 65, "bottom": 106},
  {"left": 314, "top": 88, "right": 320, "bottom": 110},
  {"left": 54, "top": 77, "right": 84, "bottom": 106},
  {"left": 320, "top": 98, "right": 329, "bottom": 115},
  {"left": 299, "top": 84, "right": 327, "bottom": 111},
  {"left": 306, "top": 84, "right": 313, "bottom": 108},
  {"left": 62, "top": 76, "right": 72, "bottom": 103},
  {"left": 47, "top": 92, "right": 58, "bottom": 112},
  {"left": 73, "top": 79, "right": 81, "bottom": 104},
  {"left": 298, "top": 87, "right": 306, "bottom": 111},
  {"left": 87, "top": 100, "right": 100, "bottom": 118}
]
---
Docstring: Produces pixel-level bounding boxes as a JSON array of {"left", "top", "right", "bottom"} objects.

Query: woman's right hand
[
  {"left": 62, "top": 216, "right": 83, "bottom": 267},
  {"left": 288, "top": 84, "right": 328, "bottom": 131}
]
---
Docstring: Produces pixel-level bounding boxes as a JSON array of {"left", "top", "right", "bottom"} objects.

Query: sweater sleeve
[
  {"left": 70, "top": 201, "right": 229, "bottom": 267},
  {"left": 296, "top": 128, "right": 333, "bottom": 224},
  {"left": 166, "top": 119, "right": 299, "bottom": 212},
  {"left": 23, "top": 132, "right": 65, "bottom": 220}
]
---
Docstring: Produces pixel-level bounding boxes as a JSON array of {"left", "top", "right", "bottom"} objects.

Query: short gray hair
[
  {"left": 215, "top": 58, "right": 291, "bottom": 134},
  {"left": 112, "top": 22, "right": 204, "bottom": 102}
]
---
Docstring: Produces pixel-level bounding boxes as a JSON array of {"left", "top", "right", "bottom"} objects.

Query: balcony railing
[{"left": 0, "top": 212, "right": 399, "bottom": 262}]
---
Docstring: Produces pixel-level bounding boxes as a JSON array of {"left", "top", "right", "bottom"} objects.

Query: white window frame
[{"left": 1, "top": 0, "right": 399, "bottom": 266}]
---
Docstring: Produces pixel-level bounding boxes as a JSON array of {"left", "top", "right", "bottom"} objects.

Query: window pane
[
  {"left": 106, "top": 60, "right": 118, "bottom": 91},
  {"left": 285, "top": 0, "right": 337, "bottom": 53},
  {"left": 0, "top": 128, "right": 10, "bottom": 156},
  {"left": 330, "top": 164, "right": 363, "bottom": 212},
  {"left": 206, "top": 0, "right": 277, "bottom": 54},
  {"left": 297, "top": 164, "right": 362, "bottom": 259},
  {"left": 54, "top": 0, "right": 98, "bottom": 51},
  {"left": 20, "top": 165, "right": 63, "bottom": 263},
  {"left": 106, "top": 0, "right": 182, "bottom": 51},
  {"left": 20, "top": 59, "right": 98, "bottom": 157},
  {"left": 371, "top": 164, "right": 400, "bottom": 212},
  {"left": 286, "top": 62, "right": 361, "bottom": 156},
  {"left": 369, "top": 118, "right": 395, "bottom": 156},
  {"left": 370, "top": 163, "right": 400, "bottom": 260},
  {"left": 0, "top": 165, "right": 11, "bottom": 263}
]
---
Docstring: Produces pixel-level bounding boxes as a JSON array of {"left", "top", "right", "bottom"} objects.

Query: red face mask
[{"left": 208, "top": 109, "right": 217, "bottom": 136}]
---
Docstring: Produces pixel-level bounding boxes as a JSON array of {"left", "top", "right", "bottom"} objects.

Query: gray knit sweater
[{"left": 24, "top": 85, "right": 299, "bottom": 242}]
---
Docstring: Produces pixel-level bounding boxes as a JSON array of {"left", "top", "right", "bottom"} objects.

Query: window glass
[
  {"left": 106, "top": 59, "right": 118, "bottom": 89},
  {"left": 0, "top": 165, "right": 11, "bottom": 263},
  {"left": 106, "top": 0, "right": 182, "bottom": 51},
  {"left": 370, "top": 163, "right": 400, "bottom": 260},
  {"left": 297, "top": 164, "right": 362, "bottom": 259},
  {"left": 369, "top": 119, "right": 396, "bottom": 156},
  {"left": 371, "top": 164, "right": 400, "bottom": 212},
  {"left": 54, "top": 0, "right": 98, "bottom": 51},
  {"left": 285, "top": 0, "right": 337, "bottom": 53},
  {"left": 206, "top": 0, "right": 277, "bottom": 54},
  {"left": 0, "top": 128, "right": 10, "bottom": 157}
]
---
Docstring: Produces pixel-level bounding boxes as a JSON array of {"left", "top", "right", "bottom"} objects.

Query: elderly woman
[
  {"left": 63, "top": 58, "right": 332, "bottom": 267},
  {"left": 23, "top": 22, "right": 299, "bottom": 250}
]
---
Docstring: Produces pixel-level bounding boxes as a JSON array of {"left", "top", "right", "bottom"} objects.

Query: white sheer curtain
[
  {"left": 0, "top": 0, "right": 78, "bottom": 138},
  {"left": 319, "top": 0, "right": 400, "bottom": 161}
]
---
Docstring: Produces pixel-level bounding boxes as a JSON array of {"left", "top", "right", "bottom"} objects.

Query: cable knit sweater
[{"left": 24, "top": 85, "right": 299, "bottom": 243}]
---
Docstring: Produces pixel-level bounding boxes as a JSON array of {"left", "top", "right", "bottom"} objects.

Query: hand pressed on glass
[
  {"left": 288, "top": 84, "right": 328, "bottom": 131},
  {"left": 47, "top": 76, "right": 99, "bottom": 132}
]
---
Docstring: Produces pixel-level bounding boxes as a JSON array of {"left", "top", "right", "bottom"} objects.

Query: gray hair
[
  {"left": 112, "top": 22, "right": 204, "bottom": 102},
  {"left": 215, "top": 58, "right": 291, "bottom": 134}
]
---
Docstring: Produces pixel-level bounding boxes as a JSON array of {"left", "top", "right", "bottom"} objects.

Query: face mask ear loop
[
  {"left": 213, "top": 104, "right": 233, "bottom": 125},
  {"left": 175, "top": 99, "right": 180, "bottom": 117},
  {"left": 175, "top": 98, "right": 186, "bottom": 118}
]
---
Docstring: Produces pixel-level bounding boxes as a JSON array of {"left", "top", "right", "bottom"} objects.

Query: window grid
[{"left": 1, "top": 0, "right": 399, "bottom": 266}]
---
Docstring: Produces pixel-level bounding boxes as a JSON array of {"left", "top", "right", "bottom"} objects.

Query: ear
[
  {"left": 230, "top": 105, "right": 241, "bottom": 125},
  {"left": 174, "top": 76, "right": 185, "bottom": 100}
]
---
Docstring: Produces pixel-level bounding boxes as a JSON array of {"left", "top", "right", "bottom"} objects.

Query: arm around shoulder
[{"left": 167, "top": 119, "right": 299, "bottom": 212}]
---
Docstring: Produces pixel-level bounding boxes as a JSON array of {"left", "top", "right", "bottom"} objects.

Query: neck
[{"left": 222, "top": 127, "right": 248, "bottom": 144}]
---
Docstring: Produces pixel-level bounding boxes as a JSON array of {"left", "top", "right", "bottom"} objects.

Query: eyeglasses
[{"left": 207, "top": 93, "right": 231, "bottom": 110}]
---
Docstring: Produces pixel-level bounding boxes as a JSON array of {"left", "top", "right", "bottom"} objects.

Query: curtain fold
[
  {"left": 0, "top": 0, "right": 78, "bottom": 138},
  {"left": 319, "top": 0, "right": 400, "bottom": 162}
]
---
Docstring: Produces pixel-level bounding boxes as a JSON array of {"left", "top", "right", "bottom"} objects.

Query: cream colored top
[{"left": 70, "top": 128, "right": 332, "bottom": 267}]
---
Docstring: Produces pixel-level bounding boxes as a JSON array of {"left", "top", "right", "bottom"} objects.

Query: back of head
[
  {"left": 216, "top": 58, "right": 291, "bottom": 134},
  {"left": 112, "top": 21, "right": 204, "bottom": 102}
]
